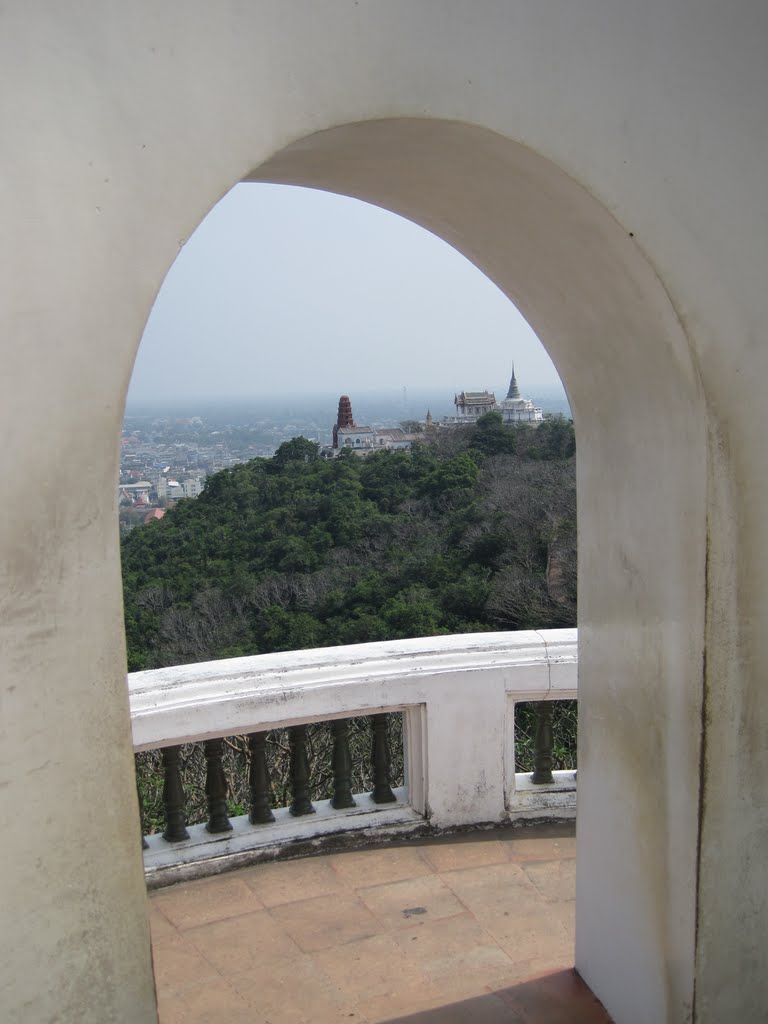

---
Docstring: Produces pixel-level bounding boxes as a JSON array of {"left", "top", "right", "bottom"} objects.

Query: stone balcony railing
[{"left": 129, "top": 629, "right": 577, "bottom": 887}]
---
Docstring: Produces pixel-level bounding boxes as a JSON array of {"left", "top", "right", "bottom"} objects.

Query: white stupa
[{"left": 497, "top": 367, "right": 543, "bottom": 423}]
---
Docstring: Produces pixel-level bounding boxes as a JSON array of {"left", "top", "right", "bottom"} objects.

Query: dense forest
[{"left": 122, "top": 413, "right": 576, "bottom": 672}]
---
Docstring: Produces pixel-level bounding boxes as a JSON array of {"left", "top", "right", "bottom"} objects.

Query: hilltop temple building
[
  {"left": 452, "top": 367, "right": 544, "bottom": 424},
  {"left": 328, "top": 395, "right": 417, "bottom": 455},
  {"left": 326, "top": 369, "right": 543, "bottom": 459},
  {"left": 453, "top": 389, "right": 497, "bottom": 420}
]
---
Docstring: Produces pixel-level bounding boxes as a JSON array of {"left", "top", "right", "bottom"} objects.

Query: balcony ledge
[{"left": 132, "top": 630, "right": 578, "bottom": 882}]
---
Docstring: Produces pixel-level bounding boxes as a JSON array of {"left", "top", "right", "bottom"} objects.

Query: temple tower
[
  {"left": 332, "top": 394, "right": 354, "bottom": 448},
  {"left": 499, "top": 365, "right": 543, "bottom": 423},
  {"left": 506, "top": 366, "right": 522, "bottom": 400}
]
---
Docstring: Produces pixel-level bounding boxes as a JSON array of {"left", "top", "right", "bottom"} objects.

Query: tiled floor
[{"left": 150, "top": 823, "right": 612, "bottom": 1023}]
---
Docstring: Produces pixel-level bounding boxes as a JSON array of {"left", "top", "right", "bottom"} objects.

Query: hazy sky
[{"left": 128, "top": 183, "right": 564, "bottom": 403}]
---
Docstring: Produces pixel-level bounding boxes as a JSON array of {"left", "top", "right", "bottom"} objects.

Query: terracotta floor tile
[
  {"left": 313, "top": 931, "right": 432, "bottom": 1002},
  {"left": 151, "top": 933, "right": 220, "bottom": 994},
  {"left": 253, "top": 1004, "right": 361, "bottom": 1024},
  {"left": 488, "top": 907, "right": 573, "bottom": 966},
  {"left": 156, "top": 988, "right": 190, "bottom": 1024},
  {"left": 163, "top": 975, "right": 263, "bottom": 1024},
  {"left": 230, "top": 954, "right": 367, "bottom": 1023},
  {"left": 240, "top": 856, "right": 346, "bottom": 907},
  {"left": 329, "top": 845, "right": 433, "bottom": 888},
  {"left": 393, "top": 911, "right": 494, "bottom": 958},
  {"left": 428, "top": 977, "right": 523, "bottom": 1009},
  {"left": 151, "top": 873, "right": 264, "bottom": 930},
  {"left": 149, "top": 905, "right": 180, "bottom": 943},
  {"left": 442, "top": 865, "right": 572, "bottom": 964},
  {"left": 502, "top": 831, "right": 576, "bottom": 864},
  {"left": 498, "top": 955, "right": 580, "bottom": 983},
  {"left": 357, "top": 872, "right": 465, "bottom": 929},
  {"left": 442, "top": 861, "right": 544, "bottom": 917},
  {"left": 268, "top": 891, "right": 383, "bottom": 952},
  {"left": 555, "top": 899, "right": 575, "bottom": 935},
  {"left": 392, "top": 913, "right": 516, "bottom": 996},
  {"left": 185, "top": 909, "right": 301, "bottom": 975},
  {"left": 420, "top": 837, "right": 509, "bottom": 873},
  {"left": 521, "top": 858, "right": 576, "bottom": 903},
  {"left": 421, "top": 941, "right": 516, "bottom": 992}
]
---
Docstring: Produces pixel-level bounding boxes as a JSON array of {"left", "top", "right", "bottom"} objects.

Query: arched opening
[
  {"left": 125, "top": 166, "right": 588, "bottom": 1018},
  {"left": 124, "top": 175, "right": 576, "bottom": 833},
  {"left": 122, "top": 118, "right": 706, "bottom": 1021},
  {"left": 122, "top": 178, "right": 572, "bottom": 655},
  {"left": 5, "top": 111, "right": 709, "bottom": 1024}
]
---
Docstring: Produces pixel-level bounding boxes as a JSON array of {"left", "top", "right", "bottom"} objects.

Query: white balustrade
[{"left": 129, "top": 629, "right": 577, "bottom": 884}]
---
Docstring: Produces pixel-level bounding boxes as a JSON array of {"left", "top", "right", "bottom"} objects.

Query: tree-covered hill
[{"left": 121, "top": 415, "right": 576, "bottom": 670}]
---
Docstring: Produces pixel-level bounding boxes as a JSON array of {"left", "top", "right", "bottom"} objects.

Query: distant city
[{"left": 119, "top": 384, "right": 570, "bottom": 531}]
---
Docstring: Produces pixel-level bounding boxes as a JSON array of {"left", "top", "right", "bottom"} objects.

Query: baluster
[
  {"left": 248, "top": 732, "right": 275, "bottom": 824},
  {"left": 136, "top": 769, "right": 148, "bottom": 849},
  {"left": 289, "top": 725, "right": 315, "bottom": 816},
  {"left": 161, "top": 746, "right": 189, "bottom": 842},
  {"left": 370, "top": 714, "right": 397, "bottom": 804},
  {"left": 204, "top": 738, "right": 233, "bottom": 833},
  {"left": 531, "top": 701, "right": 554, "bottom": 784},
  {"left": 330, "top": 719, "right": 356, "bottom": 809}
]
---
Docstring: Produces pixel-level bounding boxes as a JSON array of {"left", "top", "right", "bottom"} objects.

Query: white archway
[
  {"left": 109, "top": 114, "right": 710, "bottom": 1018},
  {"left": 12, "top": 3, "right": 763, "bottom": 1009}
]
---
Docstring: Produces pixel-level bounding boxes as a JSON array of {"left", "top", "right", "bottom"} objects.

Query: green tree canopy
[
  {"left": 121, "top": 425, "right": 576, "bottom": 670},
  {"left": 273, "top": 436, "right": 320, "bottom": 465}
]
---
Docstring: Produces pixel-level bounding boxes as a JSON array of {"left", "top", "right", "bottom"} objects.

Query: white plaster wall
[{"left": 1, "top": 3, "right": 767, "bottom": 1021}]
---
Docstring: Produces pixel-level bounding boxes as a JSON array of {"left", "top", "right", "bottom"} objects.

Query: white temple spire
[{"left": 506, "top": 364, "right": 522, "bottom": 400}]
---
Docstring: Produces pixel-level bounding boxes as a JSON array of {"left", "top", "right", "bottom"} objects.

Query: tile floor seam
[
  {"left": 150, "top": 901, "right": 181, "bottom": 931},
  {"left": 370, "top": 905, "right": 471, "bottom": 934},
  {"left": 152, "top": 955, "right": 227, "bottom": 998},
  {"left": 283, "top": 928, "right": 385, "bottom": 954},
  {"left": 310, "top": 940, "right": 438, "bottom": 1010},
  {"left": 439, "top": 865, "right": 546, "bottom": 907},
  {"left": 264, "top": 889, "right": 354, "bottom": 910},
  {"left": 182, "top": 913, "right": 303, "bottom": 950},
  {"left": 390, "top": 904, "right": 520, "bottom": 977},
  {"left": 326, "top": 853, "right": 350, "bottom": 885},
  {"left": 149, "top": 924, "right": 184, "bottom": 950},
  {"left": 520, "top": 866, "right": 553, "bottom": 903},
  {"left": 522, "top": 859, "right": 578, "bottom": 908},
  {"left": 155, "top": 903, "right": 267, "bottom": 931},
  {"left": 415, "top": 844, "right": 440, "bottom": 870},
  {"left": 442, "top": 910, "right": 518, "bottom": 966},
  {"left": 265, "top": 896, "right": 387, "bottom": 954},
  {"left": 435, "top": 873, "right": 479, "bottom": 922},
  {"left": 433, "top": 872, "right": 570, "bottom": 967},
  {"left": 181, "top": 942, "right": 244, "bottom": 983},
  {"left": 331, "top": 864, "right": 435, "bottom": 890}
]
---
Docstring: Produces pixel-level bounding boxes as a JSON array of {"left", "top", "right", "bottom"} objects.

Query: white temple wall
[{"left": 1, "top": 4, "right": 767, "bottom": 1021}]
